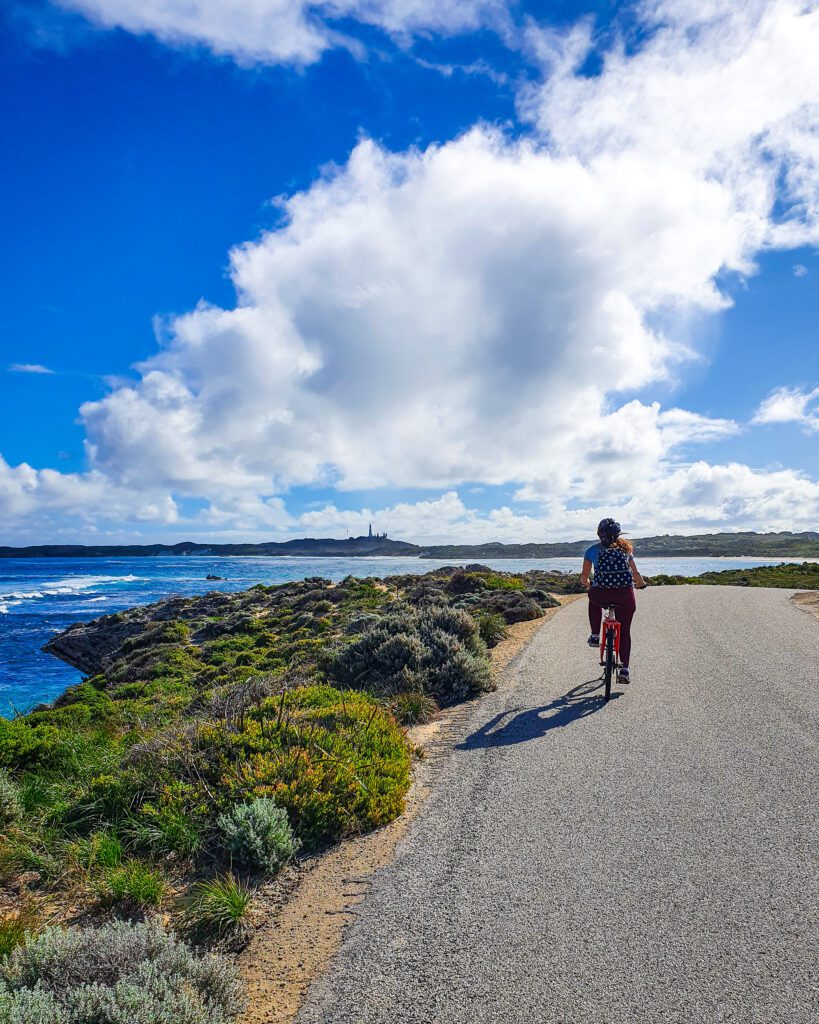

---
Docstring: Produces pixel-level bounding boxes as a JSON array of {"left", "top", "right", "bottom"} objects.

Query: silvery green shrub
[
  {"left": 0, "top": 920, "right": 243, "bottom": 1024},
  {"left": 330, "top": 605, "right": 491, "bottom": 706},
  {"left": 0, "top": 982, "right": 63, "bottom": 1024},
  {"left": 218, "top": 798, "right": 299, "bottom": 873},
  {"left": 416, "top": 606, "right": 484, "bottom": 655}
]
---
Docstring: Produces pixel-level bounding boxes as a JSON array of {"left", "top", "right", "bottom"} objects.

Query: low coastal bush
[
  {"left": 0, "top": 919, "right": 244, "bottom": 1023},
  {"left": 217, "top": 797, "right": 299, "bottom": 873},
  {"left": 328, "top": 605, "right": 492, "bottom": 706},
  {"left": 179, "top": 875, "right": 253, "bottom": 941},
  {"left": 217, "top": 686, "right": 411, "bottom": 848},
  {"left": 0, "top": 720, "right": 61, "bottom": 770},
  {"left": 646, "top": 561, "right": 819, "bottom": 589}
]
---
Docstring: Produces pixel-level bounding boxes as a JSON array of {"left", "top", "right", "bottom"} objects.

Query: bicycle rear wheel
[{"left": 603, "top": 629, "right": 615, "bottom": 702}]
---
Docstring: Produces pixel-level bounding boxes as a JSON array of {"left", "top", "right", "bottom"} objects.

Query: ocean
[{"left": 0, "top": 554, "right": 806, "bottom": 715}]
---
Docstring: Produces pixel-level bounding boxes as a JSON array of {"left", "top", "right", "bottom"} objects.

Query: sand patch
[{"left": 792, "top": 591, "right": 819, "bottom": 622}]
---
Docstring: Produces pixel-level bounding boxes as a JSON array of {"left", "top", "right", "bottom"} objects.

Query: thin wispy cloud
[
  {"left": 51, "top": 0, "right": 511, "bottom": 66},
  {"left": 9, "top": 363, "right": 56, "bottom": 375}
]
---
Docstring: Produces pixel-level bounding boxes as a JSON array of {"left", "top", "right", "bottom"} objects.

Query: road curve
[{"left": 298, "top": 587, "right": 819, "bottom": 1024}]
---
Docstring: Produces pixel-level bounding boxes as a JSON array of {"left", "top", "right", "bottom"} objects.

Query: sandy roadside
[
  {"left": 792, "top": 591, "right": 819, "bottom": 622},
  {"left": 237, "top": 595, "right": 581, "bottom": 1024}
]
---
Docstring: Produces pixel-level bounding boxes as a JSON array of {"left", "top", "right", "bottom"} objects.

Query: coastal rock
[{"left": 42, "top": 578, "right": 327, "bottom": 676}]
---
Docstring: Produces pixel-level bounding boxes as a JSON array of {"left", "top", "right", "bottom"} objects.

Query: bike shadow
[{"left": 456, "top": 677, "right": 619, "bottom": 750}]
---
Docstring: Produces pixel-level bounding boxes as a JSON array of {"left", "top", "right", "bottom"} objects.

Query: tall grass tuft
[
  {"left": 179, "top": 874, "right": 253, "bottom": 941},
  {"left": 97, "top": 859, "right": 166, "bottom": 909},
  {"left": 389, "top": 692, "right": 439, "bottom": 725},
  {"left": 476, "top": 611, "right": 510, "bottom": 648},
  {"left": 0, "top": 770, "right": 22, "bottom": 826}
]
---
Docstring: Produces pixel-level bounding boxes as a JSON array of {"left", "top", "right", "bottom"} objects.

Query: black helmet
[{"left": 597, "top": 518, "right": 621, "bottom": 541}]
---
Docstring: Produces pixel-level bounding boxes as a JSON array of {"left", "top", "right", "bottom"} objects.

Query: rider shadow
[{"left": 456, "top": 677, "right": 619, "bottom": 750}]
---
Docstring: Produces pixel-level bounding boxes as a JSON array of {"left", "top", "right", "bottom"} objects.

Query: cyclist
[{"left": 579, "top": 518, "right": 646, "bottom": 684}]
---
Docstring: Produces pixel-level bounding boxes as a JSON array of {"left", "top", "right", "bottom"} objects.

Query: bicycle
[
  {"left": 599, "top": 605, "right": 621, "bottom": 702},
  {"left": 596, "top": 584, "right": 647, "bottom": 701}
]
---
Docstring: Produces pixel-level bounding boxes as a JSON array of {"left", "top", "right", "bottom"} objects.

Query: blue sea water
[{"left": 0, "top": 555, "right": 807, "bottom": 715}]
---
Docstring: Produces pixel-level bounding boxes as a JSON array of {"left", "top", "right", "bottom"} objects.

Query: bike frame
[{"left": 599, "top": 606, "right": 621, "bottom": 666}]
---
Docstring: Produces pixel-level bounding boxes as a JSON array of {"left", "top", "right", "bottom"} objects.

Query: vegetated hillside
[
  {"left": 3, "top": 530, "right": 819, "bottom": 559},
  {"left": 647, "top": 561, "right": 819, "bottom": 589},
  {"left": 0, "top": 565, "right": 565, "bottom": 1013},
  {"left": 0, "top": 535, "right": 417, "bottom": 559},
  {"left": 421, "top": 531, "right": 819, "bottom": 558}
]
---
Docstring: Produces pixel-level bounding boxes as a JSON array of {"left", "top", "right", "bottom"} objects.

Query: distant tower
[{"left": 368, "top": 523, "right": 373, "bottom": 538}]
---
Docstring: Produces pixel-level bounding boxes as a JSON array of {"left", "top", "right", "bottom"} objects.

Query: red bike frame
[{"left": 599, "top": 612, "right": 621, "bottom": 666}]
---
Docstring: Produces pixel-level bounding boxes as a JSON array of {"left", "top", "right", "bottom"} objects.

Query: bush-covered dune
[
  {"left": 0, "top": 565, "right": 562, "bottom": 1013},
  {"left": 646, "top": 561, "right": 819, "bottom": 589}
]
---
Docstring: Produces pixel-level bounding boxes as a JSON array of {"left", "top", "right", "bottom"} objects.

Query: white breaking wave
[{"left": 0, "top": 575, "right": 139, "bottom": 614}]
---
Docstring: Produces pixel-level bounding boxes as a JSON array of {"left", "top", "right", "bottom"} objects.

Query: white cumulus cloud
[{"left": 753, "top": 385, "right": 819, "bottom": 433}]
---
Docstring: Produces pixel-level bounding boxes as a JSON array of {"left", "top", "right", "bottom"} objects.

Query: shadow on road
[{"left": 456, "top": 678, "right": 618, "bottom": 750}]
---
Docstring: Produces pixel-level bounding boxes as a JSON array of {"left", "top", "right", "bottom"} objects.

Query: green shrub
[
  {"left": 217, "top": 686, "right": 411, "bottom": 848},
  {"left": 126, "top": 781, "right": 208, "bottom": 859},
  {"left": 389, "top": 692, "right": 439, "bottom": 726},
  {"left": 0, "top": 771, "right": 22, "bottom": 826},
  {"left": 0, "top": 721, "right": 60, "bottom": 770},
  {"left": 475, "top": 611, "right": 510, "bottom": 648},
  {"left": 98, "top": 860, "right": 165, "bottom": 909},
  {"left": 0, "top": 919, "right": 244, "bottom": 1023},
  {"left": 482, "top": 574, "right": 525, "bottom": 590},
  {"left": 217, "top": 798, "right": 299, "bottom": 873},
  {"left": 179, "top": 875, "right": 253, "bottom": 941}
]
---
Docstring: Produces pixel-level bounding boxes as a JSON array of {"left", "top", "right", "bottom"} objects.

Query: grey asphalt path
[{"left": 298, "top": 587, "right": 819, "bottom": 1024}]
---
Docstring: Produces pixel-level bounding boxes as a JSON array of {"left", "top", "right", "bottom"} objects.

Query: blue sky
[{"left": 1, "top": 0, "right": 818, "bottom": 543}]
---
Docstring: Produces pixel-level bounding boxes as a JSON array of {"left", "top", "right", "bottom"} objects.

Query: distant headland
[{"left": 2, "top": 530, "right": 819, "bottom": 559}]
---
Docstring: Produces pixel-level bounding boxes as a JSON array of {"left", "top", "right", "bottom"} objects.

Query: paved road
[{"left": 298, "top": 588, "right": 819, "bottom": 1024}]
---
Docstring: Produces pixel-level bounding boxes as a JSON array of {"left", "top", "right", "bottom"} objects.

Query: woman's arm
[
  {"left": 629, "top": 556, "right": 647, "bottom": 589},
  {"left": 580, "top": 557, "right": 593, "bottom": 590}
]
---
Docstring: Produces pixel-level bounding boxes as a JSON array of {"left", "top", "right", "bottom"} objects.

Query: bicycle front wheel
[{"left": 604, "top": 629, "right": 615, "bottom": 702}]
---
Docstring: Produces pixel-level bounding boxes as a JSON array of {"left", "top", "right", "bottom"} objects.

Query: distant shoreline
[{"left": 2, "top": 529, "right": 819, "bottom": 560}]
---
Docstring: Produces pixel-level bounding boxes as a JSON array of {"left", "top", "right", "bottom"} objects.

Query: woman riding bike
[{"left": 579, "top": 518, "right": 646, "bottom": 684}]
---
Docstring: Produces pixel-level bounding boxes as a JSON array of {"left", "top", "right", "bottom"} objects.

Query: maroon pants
[{"left": 588, "top": 586, "right": 636, "bottom": 666}]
